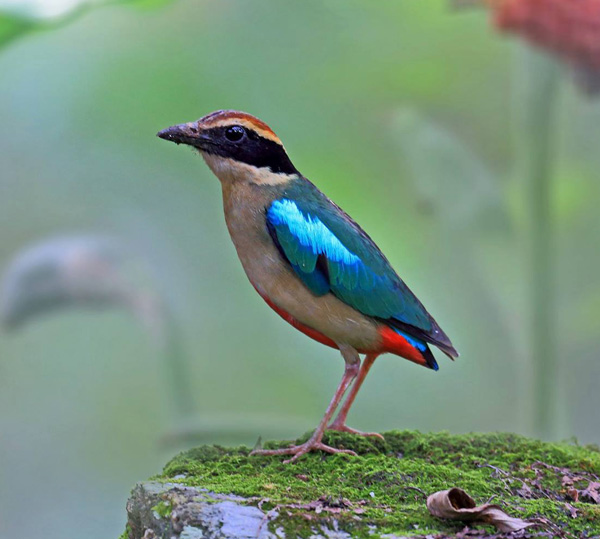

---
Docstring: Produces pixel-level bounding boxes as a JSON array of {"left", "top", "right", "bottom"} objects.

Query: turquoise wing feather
[{"left": 265, "top": 180, "right": 454, "bottom": 351}]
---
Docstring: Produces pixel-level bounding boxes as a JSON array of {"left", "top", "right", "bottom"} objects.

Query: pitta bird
[{"left": 158, "top": 110, "right": 458, "bottom": 463}]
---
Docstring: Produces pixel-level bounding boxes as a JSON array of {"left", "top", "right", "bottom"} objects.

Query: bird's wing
[{"left": 265, "top": 188, "right": 457, "bottom": 357}]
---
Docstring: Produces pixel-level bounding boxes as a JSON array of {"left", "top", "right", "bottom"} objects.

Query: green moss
[
  {"left": 117, "top": 523, "right": 132, "bottom": 539},
  {"left": 159, "top": 431, "right": 600, "bottom": 537},
  {"left": 151, "top": 500, "right": 173, "bottom": 519}
]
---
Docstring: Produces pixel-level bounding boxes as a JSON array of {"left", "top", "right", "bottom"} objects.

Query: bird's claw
[
  {"left": 250, "top": 439, "right": 357, "bottom": 463},
  {"left": 327, "top": 423, "right": 385, "bottom": 441}
]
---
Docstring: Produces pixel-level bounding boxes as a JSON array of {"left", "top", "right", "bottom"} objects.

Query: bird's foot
[
  {"left": 250, "top": 436, "right": 357, "bottom": 464},
  {"left": 327, "top": 422, "right": 385, "bottom": 441}
]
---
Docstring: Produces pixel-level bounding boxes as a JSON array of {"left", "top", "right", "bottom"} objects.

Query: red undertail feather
[{"left": 379, "top": 326, "right": 431, "bottom": 368}]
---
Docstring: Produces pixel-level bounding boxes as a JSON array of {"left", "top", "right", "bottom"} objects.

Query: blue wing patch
[
  {"left": 266, "top": 198, "right": 431, "bottom": 328},
  {"left": 268, "top": 199, "right": 361, "bottom": 267},
  {"left": 267, "top": 199, "right": 366, "bottom": 297}
]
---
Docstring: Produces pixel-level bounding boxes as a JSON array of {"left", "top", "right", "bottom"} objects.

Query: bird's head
[{"left": 157, "top": 110, "right": 298, "bottom": 185}]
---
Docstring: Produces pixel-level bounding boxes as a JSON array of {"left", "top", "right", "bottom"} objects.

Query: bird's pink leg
[
  {"left": 250, "top": 345, "right": 360, "bottom": 463},
  {"left": 328, "top": 353, "right": 383, "bottom": 439}
]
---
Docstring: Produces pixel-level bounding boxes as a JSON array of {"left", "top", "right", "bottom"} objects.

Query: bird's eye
[{"left": 225, "top": 125, "right": 246, "bottom": 142}]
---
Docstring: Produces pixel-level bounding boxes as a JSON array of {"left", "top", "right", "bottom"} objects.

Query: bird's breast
[{"left": 221, "top": 183, "right": 383, "bottom": 352}]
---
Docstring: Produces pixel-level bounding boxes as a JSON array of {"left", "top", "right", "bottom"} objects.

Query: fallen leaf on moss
[
  {"left": 581, "top": 481, "right": 600, "bottom": 504},
  {"left": 566, "top": 488, "right": 579, "bottom": 502},
  {"left": 565, "top": 503, "right": 578, "bottom": 519},
  {"left": 516, "top": 482, "right": 533, "bottom": 499},
  {"left": 426, "top": 487, "right": 535, "bottom": 533}
]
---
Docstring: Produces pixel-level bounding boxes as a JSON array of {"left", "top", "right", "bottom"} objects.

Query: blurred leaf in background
[
  {"left": 491, "top": 0, "right": 600, "bottom": 96},
  {"left": 0, "top": 0, "right": 176, "bottom": 49},
  {"left": 1, "top": 235, "right": 139, "bottom": 328},
  {"left": 0, "top": 234, "right": 199, "bottom": 419}
]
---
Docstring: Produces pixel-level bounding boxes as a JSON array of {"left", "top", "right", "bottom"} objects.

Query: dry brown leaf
[
  {"left": 516, "top": 482, "right": 533, "bottom": 499},
  {"left": 565, "top": 503, "right": 579, "bottom": 519},
  {"left": 566, "top": 488, "right": 579, "bottom": 502},
  {"left": 581, "top": 481, "right": 600, "bottom": 504},
  {"left": 426, "top": 487, "right": 536, "bottom": 533}
]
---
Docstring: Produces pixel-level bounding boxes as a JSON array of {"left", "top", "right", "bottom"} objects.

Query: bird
[{"left": 157, "top": 110, "right": 458, "bottom": 463}]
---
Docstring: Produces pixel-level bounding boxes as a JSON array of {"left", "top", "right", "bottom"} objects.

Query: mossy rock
[{"left": 121, "top": 430, "right": 600, "bottom": 538}]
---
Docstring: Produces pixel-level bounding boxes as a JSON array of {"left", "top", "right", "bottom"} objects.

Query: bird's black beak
[{"left": 157, "top": 122, "right": 210, "bottom": 149}]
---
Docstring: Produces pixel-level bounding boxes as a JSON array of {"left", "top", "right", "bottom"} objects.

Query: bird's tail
[{"left": 387, "top": 318, "right": 459, "bottom": 360}]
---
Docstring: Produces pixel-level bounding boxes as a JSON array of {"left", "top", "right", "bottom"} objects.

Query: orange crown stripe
[{"left": 198, "top": 110, "right": 282, "bottom": 146}]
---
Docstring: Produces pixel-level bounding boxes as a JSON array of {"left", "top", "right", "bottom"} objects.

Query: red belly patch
[{"left": 258, "top": 292, "right": 339, "bottom": 349}]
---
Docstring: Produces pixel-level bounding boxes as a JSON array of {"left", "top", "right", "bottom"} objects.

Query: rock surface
[
  {"left": 121, "top": 431, "right": 600, "bottom": 539},
  {"left": 125, "top": 482, "right": 277, "bottom": 539}
]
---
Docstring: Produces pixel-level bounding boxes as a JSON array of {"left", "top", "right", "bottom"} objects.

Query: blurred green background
[{"left": 0, "top": 1, "right": 598, "bottom": 538}]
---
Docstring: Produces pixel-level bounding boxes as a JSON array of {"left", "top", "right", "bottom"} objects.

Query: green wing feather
[{"left": 265, "top": 178, "right": 457, "bottom": 356}]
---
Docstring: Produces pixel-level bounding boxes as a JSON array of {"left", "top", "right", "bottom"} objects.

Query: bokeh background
[{"left": 0, "top": 1, "right": 598, "bottom": 538}]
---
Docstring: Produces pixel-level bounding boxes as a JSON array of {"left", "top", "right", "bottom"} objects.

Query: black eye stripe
[{"left": 202, "top": 126, "right": 298, "bottom": 175}]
